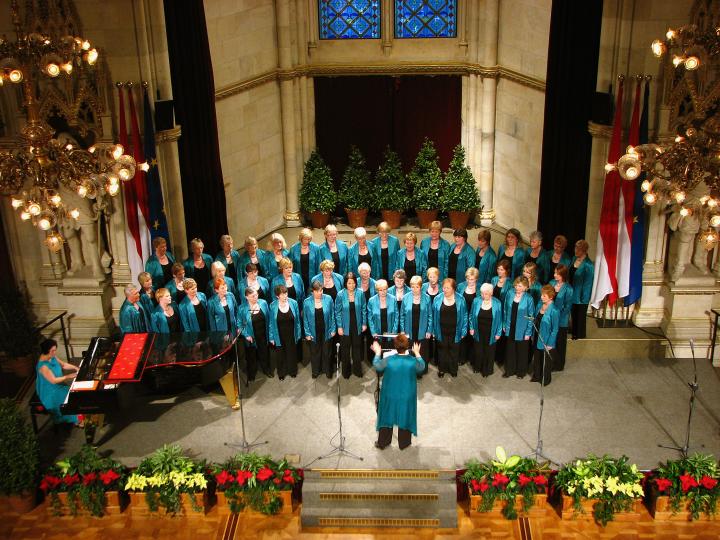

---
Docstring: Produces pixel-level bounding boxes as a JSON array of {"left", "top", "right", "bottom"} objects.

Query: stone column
[
  {"left": 156, "top": 126, "right": 187, "bottom": 259},
  {"left": 586, "top": 122, "right": 611, "bottom": 260},
  {"left": 276, "top": 0, "right": 301, "bottom": 227},
  {"left": 477, "top": 0, "right": 499, "bottom": 227}
]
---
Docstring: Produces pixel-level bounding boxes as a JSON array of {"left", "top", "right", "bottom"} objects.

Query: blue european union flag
[{"left": 143, "top": 88, "right": 170, "bottom": 245}]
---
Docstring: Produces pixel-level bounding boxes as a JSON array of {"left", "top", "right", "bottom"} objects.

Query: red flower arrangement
[{"left": 651, "top": 454, "right": 720, "bottom": 520}]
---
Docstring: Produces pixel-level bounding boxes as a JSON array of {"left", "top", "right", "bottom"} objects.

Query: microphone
[
  {"left": 336, "top": 342, "right": 341, "bottom": 354},
  {"left": 524, "top": 315, "right": 535, "bottom": 321},
  {"left": 689, "top": 338, "right": 695, "bottom": 355}
]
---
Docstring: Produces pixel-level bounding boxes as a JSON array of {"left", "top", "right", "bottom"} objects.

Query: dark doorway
[{"left": 314, "top": 75, "right": 462, "bottom": 184}]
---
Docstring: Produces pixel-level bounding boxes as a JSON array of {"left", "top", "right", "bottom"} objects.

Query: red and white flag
[
  {"left": 591, "top": 79, "right": 625, "bottom": 308},
  {"left": 118, "top": 85, "right": 152, "bottom": 285}
]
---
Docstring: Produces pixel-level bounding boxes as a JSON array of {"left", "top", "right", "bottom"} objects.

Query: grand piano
[{"left": 62, "top": 331, "right": 240, "bottom": 415}]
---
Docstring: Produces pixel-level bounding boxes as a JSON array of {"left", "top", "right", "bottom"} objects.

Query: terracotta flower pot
[
  {"left": 308, "top": 211, "right": 330, "bottom": 229},
  {"left": 647, "top": 487, "right": 713, "bottom": 521},
  {"left": 128, "top": 490, "right": 207, "bottom": 517},
  {"left": 380, "top": 209, "right": 402, "bottom": 229},
  {"left": 448, "top": 210, "right": 472, "bottom": 230},
  {"left": 3, "top": 491, "right": 36, "bottom": 514},
  {"left": 416, "top": 209, "right": 438, "bottom": 229},
  {"left": 216, "top": 489, "right": 293, "bottom": 516},
  {"left": 468, "top": 491, "right": 548, "bottom": 518},
  {"left": 560, "top": 493, "right": 643, "bottom": 521},
  {"left": 345, "top": 208, "right": 368, "bottom": 228}
]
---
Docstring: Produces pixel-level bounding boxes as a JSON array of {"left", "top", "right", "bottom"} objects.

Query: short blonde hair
[
  {"left": 172, "top": 262, "right": 185, "bottom": 277},
  {"left": 375, "top": 279, "right": 388, "bottom": 290},
  {"left": 404, "top": 232, "right": 417, "bottom": 244},
  {"left": 298, "top": 228, "right": 313, "bottom": 242},
  {"left": 155, "top": 287, "right": 170, "bottom": 301},
  {"left": 393, "top": 269, "right": 406, "bottom": 282},
  {"left": 442, "top": 277, "right": 457, "bottom": 291},
  {"left": 427, "top": 267, "right": 439, "bottom": 278},
  {"left": 377, "top": 221, "right": 392, "bottom": 233},
  {"left": 523, "top": 262, "right": 537, "bottom": 281},
  {"left": 182, "top": 278, "right": 197, "bottom": 290},
  {"left": 211, "top": 261, "right": 226, "bottom": 276},
  {"left": 219, "top": 234, "right": 233, "bottom": 248},
  {"left": 358, "top": 262, "right": 371, "bottom": 274},
  {"left": 429, "top": 220, "right": 443, "bottom": 232},
  {"left": 465, "top": 267, "right": 479, "bottom": 280},
  {"left": 514, "top": 276, "right": 529, "bottom": 288},
  {"left": 409, "top": 275, "right": 423, "bottom": 287},
  {"left": 354, "top": 227, "right": 367, "bottom": 239},
  {"left": 278, "top": 257, "right": 294, "bottom": 270},
  {"left": 319, "top": 259, "right": 335, "bottom": 272},
  {"left": 138, "top": 272, "right": 152, "bottom": 287},
  {"left": 268, "top": 233, "right": 287, "bottom": 250},
  {"left": 554, "top": 235, "right": 568, "bottom": 249},
  {"left": 244, "top": 236, "right": 258, "bottom": 248},
  {"left": 189, "top": 238, "right": 204, "bottom": 251},
  {"left": 324, "top": 224, "right": 338, "bottom": 236}
]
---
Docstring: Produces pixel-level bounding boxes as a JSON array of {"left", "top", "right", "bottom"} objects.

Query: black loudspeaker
[
  {"left": 591, "top": 92, "right": 613, "bottom": 125},
  {"left": 154, "top": 99, "right": 174, "bottom": 131}
]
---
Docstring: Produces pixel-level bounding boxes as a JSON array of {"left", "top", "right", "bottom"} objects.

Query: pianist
[
  {"left": 36, "top": 338, "right": 82, "bottom": 426},
  {"left": 119, "top": 284, "right": 150, "bottom": 334}
]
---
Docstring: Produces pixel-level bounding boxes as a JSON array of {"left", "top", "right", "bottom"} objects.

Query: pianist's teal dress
[{"left": 36, "top": 357, "right": 78, "bottom": 424}]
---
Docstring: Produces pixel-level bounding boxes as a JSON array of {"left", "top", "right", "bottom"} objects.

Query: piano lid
[{"left": 104, "top": 331, "right": 240, "bottom": 384}]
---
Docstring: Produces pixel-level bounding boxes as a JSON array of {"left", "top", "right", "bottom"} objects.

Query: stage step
[
  {"left": 568, "top": 322, "right": 668, "bottom": 360},
  {"left": 301, "top": 469, "right": 457, "bottom": 529}
]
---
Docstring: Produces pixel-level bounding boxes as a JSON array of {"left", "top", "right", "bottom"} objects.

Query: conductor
[{"left": 371, "top": 333, "right": 426, "bottom": 450}]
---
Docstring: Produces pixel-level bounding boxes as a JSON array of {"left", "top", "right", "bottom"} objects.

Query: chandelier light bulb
[
  {"left": 0, "top": 77, "right": 3, "bottom": 86},
  {"left": 666, "top": 29, "right": 676, "bottom": 40},
  {"left": 673, "top": 55, "right": 683, "bottom": 67},
  {"left": 711, "top": 215, "right": 720, "bottom": 227},
  {"left": 49, "top": 193, "right": 62, "bottom": 206},
  {"left": 107, "top": 182, "right": 119, "bottom": 196},
  {"left": 684, "top": 56, "right": 700, "bottom": 70},
  {"left": 604, "top": 163, "right": 615, "bottom": 172},
  {"left": 140, "top": 161, "right": 150, "bottom": 172},
  {"left": 69, "top": 208, "right": 80, "bottom": 219},
  {"left": 108, "top": 173, "right": 120, "bottom": 185},
  {"left": 45, "top": 63, "right": 60, "bottom": 77},
  {"left": 61, "top": 62, "right": 73, "bottom": 74},
  {"left": 77, "top": 184, "right": 88, "bottom": 198},
  {"left": 112, "top": 144, "right": 124, "bottom": 160},
  {"left": 644, "top": 192, "right": 657, "bottom": 205},
  {"left": 685, "top": 127, "right": 696, "bottom": 137},
  {"left": 87, "top": 48, "right": 98, "bottom": 65},
  {"left": 38, "top": 216, "right": 52, "bottom": 230},
  {"left": 118, "top": 168, "right": 131, "bottom": 180},
  {"left": 700, "top": 195, "right": 710, "bottom": 205},
  {"left": 674, "top": 191, "right": 686, "bottom": 203},
  {"left": 45, "top": 232, "right": 64, "bottom": 253},
  {"left": 640, "top": 180, "right": 651, "bottom": 192},
  {"left": 709, "top": 199, "right": 719, "bottom": 208},
  {"left": 88, "top": 145, "right": 96, "bottom": 154},
  {"left": 27, "top": 201, "right": 41, "bottom": 216},
  {"left": 651, "top": 39, "right": 666, "bottom": 57},
  {"left": 625, "top": 166, "right": 639, "bottom": 180},
  {"left": 81, "top": 40, "right": 91, "bottom": 50},
  {"left": 8, "top": 69, "right": 23, "bottom": 83},
  {"left": 675, "top": 135, "right": 684, "bottom": 143},
  {"left": 679, "top": 207, "right": 691, "bottom": 217},
  {"left": 20, "top": 210, "right": 31, "bottom": 221},
  {"left": 11, "top": 197, "right": 23, "bottom": 209}
]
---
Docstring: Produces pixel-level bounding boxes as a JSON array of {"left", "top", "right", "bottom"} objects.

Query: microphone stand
[
  {"left": 305, "top": 342, "right": 363, "bottom": 466},
  {"left": 225, "top": 328, "right": 268, "bottom": 453},
  {"left": 658, "top": 339, "right": 698, "bottom": 458},
  {"left": 524, "top": 315, "right": 557, "bottom": 466}
]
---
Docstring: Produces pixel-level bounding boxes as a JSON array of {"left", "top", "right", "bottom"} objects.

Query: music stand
[
  {"left": 305, "top": 343, "right": 363, "bottom": 466},
  {"left": 225, "top": 331, "right": 268, "bottom": 453},
  {"left": 658, "top": 339, "right": 698, "bottom": 458}
]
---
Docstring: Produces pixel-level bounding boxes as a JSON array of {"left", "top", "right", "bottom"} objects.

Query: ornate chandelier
[
  {"left": 0, "top": 0, "right": 137, "bottom": 252},
  {"left": 609, "top": 21, "right": 720, "bottom": 248}
]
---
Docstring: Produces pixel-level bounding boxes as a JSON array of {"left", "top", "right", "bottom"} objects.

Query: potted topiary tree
[
  {"left": 338, "top": 145, "right": 373, "bottom": 228},
  {"left": 0, "top": 285, "right": 40, "bottom": 377},
  {"left": 408, "top": 138, "right": 443, "bottom": 228},
  {"left": 441, "top": 144, "right": 481, "bottom": 229},
  {"left": 373, "top": 147, "right": 410, "bottom": 229},
  {"left": 0, "top": 398, "right": 40, "bottom": 513},
  {"left": 299, "top": 150, "right": 338, "bottom": 229}
]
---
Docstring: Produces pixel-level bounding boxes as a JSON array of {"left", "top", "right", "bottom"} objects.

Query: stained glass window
[
  {"left": 319, "top": 0, "right": 381, "bottom": 40},
  {"left": 395, "top": 0, "right": 457, "bottom": 38}
]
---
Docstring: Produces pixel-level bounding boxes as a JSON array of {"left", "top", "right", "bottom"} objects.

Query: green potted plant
[
  {"left": 299, "top": 150, "right": 337, "bottom": 228},
  {"left": 213, "top": 453, "right": 300, "bottom": 515},
  {"left": 441, "top": 144, "right": 481, "bottom": 229},
  {"left": 39, "top": 444, "right": 127, "bottom": 517},
  {"left": 373, "top": 146, "right": 410, "bottom": 229},
  {"left": 0, "top": 285, "right": 40, "bottom": 377},
  {"left": 0, "top": 398, "right": 40, "bottom": 513},
  {"left": 462, "top": 446, "right": 549, "bottom": 519},
  {"left": 647, "top": 453, "right": 719, "bottom": 520},
  {"left": 339, "top": 145, "right": 372, "bottom": 228},
  {"left": 125, "top": 444, "right": 208, "bottom": 516},
  {"left": 408, "top": 138, "right": 443, "bottom": 228},
  {"left": 555, "top": 454, "right": 644, "bottom": 526}
]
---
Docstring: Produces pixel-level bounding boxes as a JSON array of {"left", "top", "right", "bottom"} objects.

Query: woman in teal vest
[
  {"left": 570, "top": 239, "right": 594, "bottom": 340},
  {"left": 183, "top": 237, "right": 214, "bottom": 294},
  {"left": 347, "top": 227, "right": 376, "bottom": 276},
  {"left": 215, "top": 234, "right": 242, "bottom": 284},
  {"left": 207, "top": 278, "right": 240, "bottom": 334},
  {"left": 178, "top": 278, "right": 209, "bottom": 332},
  {"left": 396, "top": 232, "right": 428, "bottom": 282},
  {"left": 497, "top": 228, "right": 526, "bottom": 280},
  {"left": 431, "top": 278, "right": 468, "bottom": 378},
  {"left": 371, "top": 335, "right": 425, "bottom": 450},
  {"left": 302, "top": 281, "right": 337, "bottom": 379},
  {"left": 264, "top": 232, "right": 290, "bottom": 281},
  {"left": 550, "top": 264, "right": 574, "bottom": 371},
  {"left": 502, "top": 276, "right": 535, "bottom": 378},
  {"left": 145, "top": 236, "right": 175, "bottom": 289},
  {"left": 237, "top": 263, "right": 271, "bottom": 304},
  {"left": 525, "top": 231, "right": 551, "bottom": 284},
  {"left": 119, "top": 284, "right": 150, "bottom": 334},
  {"left": 446, "top": 229, "right": 476, "bottom": 284},
  {"left": 367, "top": 279, "right": 399, "bottom": 348},
  {"left": 238, "top": 236, "right": 269, "bottom": 281},
  {"left": 400, "top": 276, "right": 433, "bottom": 375},
  {"left": 271, "top": 258, "right": 305, "bottom": 307},
  {"left": 370, "top": 222, "right": 400, "bottom": 282},
  {"left": 319, "top": 224, "right": 349, "bottom": 276},
  {"left": 36, "top": 338, "right": 80, "bottom": 425},
  {"left": 468, "top": 283, "right": 503, "bottom": 376},
  {"left": 268, "top": 284, "right": 302, "bottom": 380},
  {"left": 150, "top": 288, "right": 182, "bottom": 333},
  {"left": 547, "top": 235, "right": 572, "bottom": 282},
  {"left": 289, "top": 228, "right": 320, "bottom": 292},
  {"left": 419, "top": 220, "right": 450, "bottom": 280},
  {"left": 238, "top": 287, "right": 271, "bottom": 381},
  {"left": 531, "top": 285, "right": 560, "bottom": 385},
  {"left": 335, "top": 272, "right": 367, "bottom": 378},
  {"left": 475, "top": 229, "right": 497, "bottom": 285}
]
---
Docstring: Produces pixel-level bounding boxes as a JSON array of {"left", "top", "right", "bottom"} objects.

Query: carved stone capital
[{"left": 156, "top": 126, "right": 182, "bottom": 144}]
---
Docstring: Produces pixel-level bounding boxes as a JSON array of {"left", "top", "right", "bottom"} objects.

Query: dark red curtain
[
  {"left": 314, "top": 76, "right": 461, "bottom": 183},
  {"left": 537, "top": 0, "right": 603, "bottom": 249},
  {"left": 163, "top": 0, "right": 228, "bottom": 248}
]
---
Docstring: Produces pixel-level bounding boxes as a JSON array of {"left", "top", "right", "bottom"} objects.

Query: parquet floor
[{"left": 3, "top": 501, "right": 720, "bottom": 539}]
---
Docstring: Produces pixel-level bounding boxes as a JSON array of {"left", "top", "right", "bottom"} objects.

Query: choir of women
[{"left": 132, "top": 227, "right": 593, "bottom": 389}]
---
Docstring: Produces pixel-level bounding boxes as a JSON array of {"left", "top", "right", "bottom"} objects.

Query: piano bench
[{"left": 29, "top": 393, "right": 58, "bottom": 435}]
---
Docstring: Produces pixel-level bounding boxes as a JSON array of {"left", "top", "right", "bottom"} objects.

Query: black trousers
[
  {"left": 377, "top": 426, "right": 412, "bottom": 449},
  {"left": 244, "top": 339, "right": 270, "bottom": 381},
  {"left": 531, "top": 347, "right": 554, "bottom": 385},
  {"left": 411, "top": 339, "right": 430, "bottom": 375},
  {"left": 437, "top": 337, "right": 460, "bottom": 376},
  {"left": 309, "top": 338, "right": 333, "bottom": 378},
  {"left": 504, "top": 339, "right": 530, "bottom": 377},
  {"left": 472, "top": 339, "right": 496, "bottom": 376},
  {"left": 272, "top": 342, "right": 299, "bottom": 379},
  {"left": 460, "top": 335, "right": 474, "bottom": 365},
  {"left": 554, "top": 327, "right": 568, "bottom": 371},
  {"left": 495, "top": 335, "right": 506, "bottom": 365},
  {"left": 571, "top": 304, "right": 588, "bottom": 339},
  {"left": 339, "top": 332, "right": 364, "bottom": 378}
]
